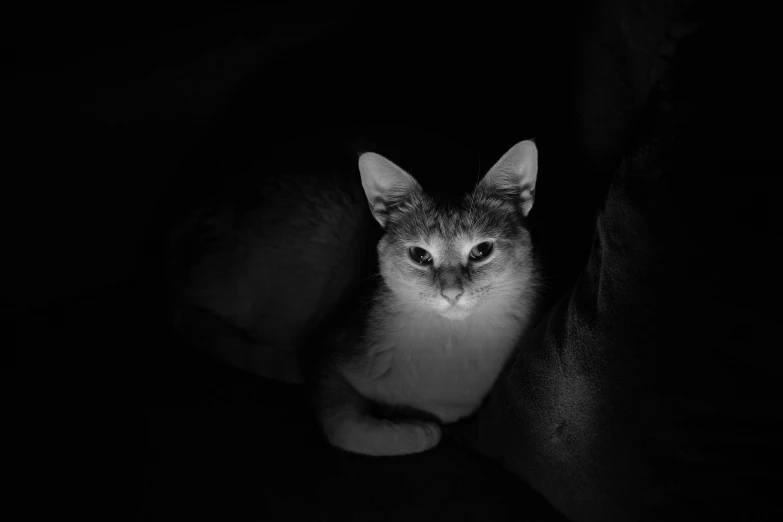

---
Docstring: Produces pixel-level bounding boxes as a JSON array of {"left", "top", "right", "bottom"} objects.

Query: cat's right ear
[
  {"left": 358, "top": 152, "right": 420, "bottom": 227},
  {"left": 480, "top": 140, "right": 538, "bottom": 216}
]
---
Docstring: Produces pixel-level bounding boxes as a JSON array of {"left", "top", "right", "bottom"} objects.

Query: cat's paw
[
  {"left": 361, "top": 420, "right": 442, "bottom": 456},
  {"left": 326, "top": 417, "right": 442, "bottom": 456},
  {"left": 399, "top": 421, "right": 442, "bottom": 455},
  {"left": 362, "top": 420, "right": 441, "bottom": 456}
]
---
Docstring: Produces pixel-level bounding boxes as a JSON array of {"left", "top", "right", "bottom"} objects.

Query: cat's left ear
[
  {"left": 480, "top": 140, "right": 538, "bottom": 216},
  {"left": 358, "top": 152, "right": 421, "bottom": 227}
]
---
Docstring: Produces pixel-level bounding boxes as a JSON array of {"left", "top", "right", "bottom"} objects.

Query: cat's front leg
[{"left": 318, "top": 368, "right": 441, "bottom": 456}]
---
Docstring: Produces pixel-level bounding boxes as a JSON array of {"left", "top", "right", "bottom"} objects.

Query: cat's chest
[{"left": 351, "top": 315, "right": 519, "bottom": 422}]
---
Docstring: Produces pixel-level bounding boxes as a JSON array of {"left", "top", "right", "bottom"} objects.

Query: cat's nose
[{"left": 441, "top": 287, "right": 463, "bottom": 304}]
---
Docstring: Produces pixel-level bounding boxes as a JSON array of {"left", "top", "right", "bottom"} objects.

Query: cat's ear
[
  {"left": 480, "top": 140, "right": 538, "bottom": 216},
  {"left": 358, "top": 152, "right": 421, "bottom": 227}
]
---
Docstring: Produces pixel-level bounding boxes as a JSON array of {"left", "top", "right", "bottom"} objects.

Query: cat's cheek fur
[{"left": 379, "top": 253, "right": 435, "bottom": 307}]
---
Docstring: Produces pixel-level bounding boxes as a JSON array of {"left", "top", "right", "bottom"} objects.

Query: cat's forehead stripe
[{"left": 385, "top": 190, "right": 520, "bottom": 241}]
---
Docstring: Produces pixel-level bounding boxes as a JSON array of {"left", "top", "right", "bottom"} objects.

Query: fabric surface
[{"left": 451, "top": 4, "right": 783, "bottom": 520}]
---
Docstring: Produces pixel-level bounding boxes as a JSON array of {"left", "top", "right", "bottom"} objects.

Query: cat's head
[{"left": 358, "top": 140, "right": 538, "bottom": 321}]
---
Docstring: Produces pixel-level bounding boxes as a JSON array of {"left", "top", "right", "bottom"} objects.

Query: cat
[{"left": 317, "top": 140, "right": 540, "bottom": 456}]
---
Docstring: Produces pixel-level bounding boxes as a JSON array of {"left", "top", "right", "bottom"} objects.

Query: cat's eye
[
  {"left": 469, "top": 242, "right": 494, "bottom": 261},
  {"left": 409, "top": 246, "right": 433, "bottom": 265}
]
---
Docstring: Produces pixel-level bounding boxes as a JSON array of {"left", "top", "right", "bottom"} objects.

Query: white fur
[{"left": 345, "top": 270, "right": 534, "bottom": 423}]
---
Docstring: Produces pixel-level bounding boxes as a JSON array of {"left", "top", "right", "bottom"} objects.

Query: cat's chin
[{"left": 438, "top": 307, "right": 472, "bottom": 321}]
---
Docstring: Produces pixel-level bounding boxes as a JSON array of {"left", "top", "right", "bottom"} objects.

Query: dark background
[
  {"left": 9, "top": 3, "right": 599, "bottom": 314},
  {"left": 10, "top": 2, "right": 779, "bottom": 521}
]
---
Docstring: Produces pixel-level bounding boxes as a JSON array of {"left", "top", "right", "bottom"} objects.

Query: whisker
[
  {"left": 468, "top": 156, "right": 483, "bottom": 216},
  {"left": 357, "top": 272, "right": 383, "bottom": 284}
]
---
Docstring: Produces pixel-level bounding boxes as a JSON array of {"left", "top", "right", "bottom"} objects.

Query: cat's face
[
  {"left": 377, "top": 194, "right": 534, "bottom": 320},
  {"left": 359, "top": 140, "right": 538, "bottom": 321}
]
